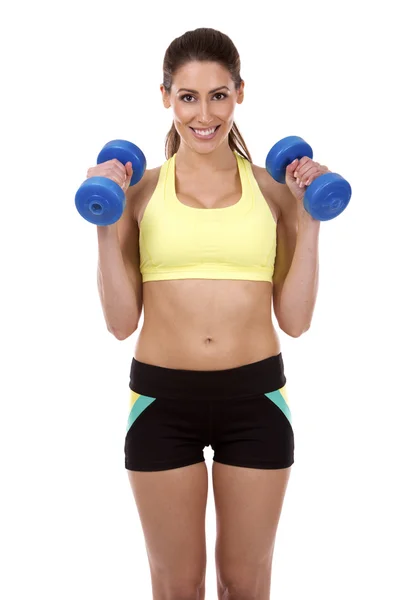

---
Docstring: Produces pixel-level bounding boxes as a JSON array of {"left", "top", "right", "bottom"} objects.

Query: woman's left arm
[{"left": 271, "top": 157, "right": 329, "bottom": 337}]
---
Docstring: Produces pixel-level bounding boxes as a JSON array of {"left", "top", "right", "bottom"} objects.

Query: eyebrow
[{"left": 176, "top": 85, "right": 230, "bottom": 94}]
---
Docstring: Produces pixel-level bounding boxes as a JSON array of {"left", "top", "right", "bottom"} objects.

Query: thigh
[
  {"left": 127, "top": 461, "right": 208, "bottom": 595},
  {"left": 212, "top": 386, "right": 295, "bottom": 469},
  {"left": 212, "top": 462, "right": 292, "bottom": 594},
  {"left": 124, "top": 389, "right": 208, "bottom": 471}
]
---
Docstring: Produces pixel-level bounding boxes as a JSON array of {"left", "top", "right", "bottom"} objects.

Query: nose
[{"left": 197, "top": 100, "right": 213, "bottom": 125}]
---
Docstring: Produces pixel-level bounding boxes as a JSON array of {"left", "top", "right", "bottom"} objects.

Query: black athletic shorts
[{"left": 124, "top": 353, "right": 294, "bottom": 471}]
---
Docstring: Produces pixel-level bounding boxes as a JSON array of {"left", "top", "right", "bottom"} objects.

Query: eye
[
  {"left": 180, "top": 92, "right": 228, "bottom": 102},
  {"left": 181, "top": 94, "right": 195, "bottom": 102}
]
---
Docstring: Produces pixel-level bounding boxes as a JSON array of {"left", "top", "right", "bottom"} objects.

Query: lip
[{"left": 189, "top": 125, "right": 221, "bottom": 140}]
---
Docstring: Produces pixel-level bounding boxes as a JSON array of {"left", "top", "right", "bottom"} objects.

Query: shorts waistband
[{"left": 129, "top": 353, "right": 286, "bottom": 400}]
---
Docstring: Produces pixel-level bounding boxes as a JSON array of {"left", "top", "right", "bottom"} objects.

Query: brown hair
[{"left": 162, "top": 28, "right": 252, "bottom": 163}]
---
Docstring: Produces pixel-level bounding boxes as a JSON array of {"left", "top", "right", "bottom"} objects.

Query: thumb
[
  {"left": 286, "top": 158, "right": 299, "bottom": 179},
  {"left": 125, "top": 161, "right": 133, "bottom": 184}
]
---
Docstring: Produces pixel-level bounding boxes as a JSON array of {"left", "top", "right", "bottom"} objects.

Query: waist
[
  {"left": 129, "top": 352, "right": 286, "bottom": 400},
  {"left": 137, "top": 279, "right": 278, "bottom": 370},
  {"left": 136, "top": 280, "right": 279, "bottom": 370},
  {"left": 135, "top": 321, "right": 280, "bottom": 370}
]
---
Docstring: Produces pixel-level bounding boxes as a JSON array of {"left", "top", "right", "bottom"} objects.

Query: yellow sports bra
[{"left": 139, "top": 151, "right": 277, "bottom": 283}]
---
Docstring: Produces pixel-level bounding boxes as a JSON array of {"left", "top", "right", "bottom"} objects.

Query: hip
[{"left": 125, "top": 351, "right": 293, "bottom": 471}]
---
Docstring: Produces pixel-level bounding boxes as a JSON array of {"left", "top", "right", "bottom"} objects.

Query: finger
[
  {"left": 293, "top": 156, "right": 311, "bottom": 174},
  {"left": 126, "top": 164, "right": 133, "bottom": 187},
  {"left": 294, "top": 158, "right": 315, "bottom": 178},
  {"left": 123, "top": 166, "right": 132, "bottom": 189},
  {"left": 103, "top": 158, "right": 126, "bottom": 177},
  {"left": 106, "top": 165, "right": 126, "bottom": 180},
  {"left": 101, "top": 158, "right": 125, "bottom": 172},
  {"left": 286, "top": 158, "right": 299, "bottom": 176},
  {"left": 298, "top": 163, "right": 319, "bottom": 181},
  {"left": 303, "top": 168, "right": 323, "bottom": 186},
  {"left": 108, "top": 174, "right": 126, "bottom": 188},
  {"left": 296, "top": 161, "right": 319, "bottom": 178},
  {"left": 110, "top": 161, "right": 127, "bottom": 178},
  {"left": 295, "top": 166, "right": 319, "bottom": 188},
  {"left": 293, "top": 159, "right": 311, "bottom": 179}
]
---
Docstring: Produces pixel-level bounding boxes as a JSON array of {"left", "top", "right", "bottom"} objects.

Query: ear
[
  {"left": 237, "top": 80, "right": 245, "bottom": 105},
  {"left": 160, "top": 84, "right": 171, "bottom": 109}
]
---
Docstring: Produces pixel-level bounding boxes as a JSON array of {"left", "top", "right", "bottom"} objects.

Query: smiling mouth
[{"left": 189, "top": 125, "right": 221, "bottom": 139}]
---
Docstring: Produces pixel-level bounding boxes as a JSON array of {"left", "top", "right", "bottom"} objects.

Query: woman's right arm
[{"left": 97, "top": 187, "right": 143, "bottom": 340}]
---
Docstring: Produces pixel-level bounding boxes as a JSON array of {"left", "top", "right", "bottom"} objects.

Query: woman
[{"left": 94, "top": 27, "right": 328, "bottom": 600}]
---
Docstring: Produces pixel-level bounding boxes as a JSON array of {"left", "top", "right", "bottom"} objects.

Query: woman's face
[{"left": 161, "top": 61, "right": 244, "bottom": 154}]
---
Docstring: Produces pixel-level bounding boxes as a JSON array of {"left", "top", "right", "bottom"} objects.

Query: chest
[
  {"left": 136, "top": 166, "right": 279, "bottom": 228},
  {"left": 175, "top": 169, "right": 242, "bottom": 210}
]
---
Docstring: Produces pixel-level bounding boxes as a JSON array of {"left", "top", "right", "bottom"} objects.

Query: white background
[{"left": 1, "top": 0, "right": 399, "bottom": 598}]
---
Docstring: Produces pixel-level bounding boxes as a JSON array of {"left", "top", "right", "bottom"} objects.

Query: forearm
[
  {"left": 278, "top": 213, "right": 320, "bottom": 336},
  {"left": 97, "top": 225, "right": 139, "bottom": 339}
]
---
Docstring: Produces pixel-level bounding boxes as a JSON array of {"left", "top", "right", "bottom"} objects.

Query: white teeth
[{"left": 193, "top": 127, "right": 217, "bottom": 136}]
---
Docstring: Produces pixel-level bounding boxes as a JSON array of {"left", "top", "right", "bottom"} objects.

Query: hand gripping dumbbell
[
  {"left": 266, "top": 136, "right": 352, "bottom": 221},
  {"left": 75, "top": 140, "right": 147, "bottom": 225}
]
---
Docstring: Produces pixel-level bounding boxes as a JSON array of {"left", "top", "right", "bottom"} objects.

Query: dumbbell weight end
[{"left": 75, "top": 177, "right": 125, "bottom": 226}]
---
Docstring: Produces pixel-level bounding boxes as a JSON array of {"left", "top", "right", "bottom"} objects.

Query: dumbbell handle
[
  {"left": 75, "top": 140, "right": 146, "bottom": 226},
  {"left": 266, "top": 136, "right": 351, "bottom": 221},
  {"left": 266, "top": 136, "right": 313, "bottom": 184},
  {"left": 96, "top": 140, "right": 146, "bottom": 187}
]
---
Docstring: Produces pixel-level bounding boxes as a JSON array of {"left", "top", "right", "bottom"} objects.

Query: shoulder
[
  {"left": 125, "top": 164, "right": 163, "bottom": 222},
  {"left": 249, "top": 162, "right": 296, "bottom": 223},
  {"left": 248, "top": 162, "right": 283, "bottom": 222}
]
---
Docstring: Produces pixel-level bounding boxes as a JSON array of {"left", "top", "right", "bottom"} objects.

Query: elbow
[
  {"left": 280, "top": 321, "right": 311, "bottom": 338},
  {"left": 287, "top": 329, "right": 305, "bottom": 338},
  {"left": 289, "top": 324, "right": 311, "bottom": 338},
  {"left": 110, "top": 329, "right": 131, "bottom": 341},
  {"left": 107, "top": 322, "right": 138, "bottom": 341}
]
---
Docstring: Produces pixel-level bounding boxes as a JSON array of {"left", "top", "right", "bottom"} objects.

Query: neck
[{"left": 175, "top": 139, "right": 237, "bottom": 172}]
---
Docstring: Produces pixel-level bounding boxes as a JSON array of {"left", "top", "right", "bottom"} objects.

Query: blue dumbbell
[
  {"left": 75, "top": 140, "right": 147, "bottom": 225},
  {"left": 266, "top": 136, "right": 351, "bottom": 221}
]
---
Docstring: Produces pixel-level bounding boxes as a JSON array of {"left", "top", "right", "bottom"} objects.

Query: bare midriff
[{"left": 135, "top": 279, "right": 281, "bottom": 370}]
